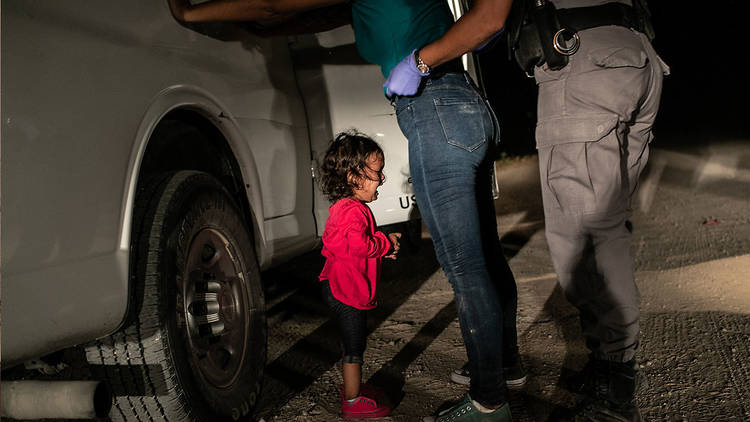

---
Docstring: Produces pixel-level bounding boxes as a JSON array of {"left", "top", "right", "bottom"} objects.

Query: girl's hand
[{"left": 385, "top": 232, "right": 402, "bottom": 260}]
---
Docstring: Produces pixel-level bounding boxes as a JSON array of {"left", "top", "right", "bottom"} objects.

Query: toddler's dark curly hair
[{"left": 319, "top": 131, "right": 384, "bottom": 202}]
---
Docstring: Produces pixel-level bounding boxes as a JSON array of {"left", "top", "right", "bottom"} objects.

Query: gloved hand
[
  {"left": 475, "top": 27, "right": 505, "bottom": 52},
  {"left": 384, "top": 49, "right": 429, "bottom": 98}
]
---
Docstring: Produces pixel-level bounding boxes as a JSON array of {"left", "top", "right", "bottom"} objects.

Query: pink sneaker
[{"left": 341, "top": 394, "right": 391, "bottom": 420}]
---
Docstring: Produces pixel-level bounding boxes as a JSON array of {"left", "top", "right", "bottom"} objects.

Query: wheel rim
[{"left": 181, "top": 228, "right": 249, "bottom": 389}]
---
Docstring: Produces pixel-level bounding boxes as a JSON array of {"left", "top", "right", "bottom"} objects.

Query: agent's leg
[
  {"left": 535, "top": 26, "right": 666, "bottom": 421},
  {"left": 543, "top": 203, "right": 640, "bottom": 361},
  {"left": 538, "top": 113, "right": 645, "bottom": 422},
  {"left": 535, "top": 26, "right": 664, "bottom": 364}
]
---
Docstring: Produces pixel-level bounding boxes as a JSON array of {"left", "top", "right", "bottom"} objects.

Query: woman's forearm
[
  {"left": 418, "top": 0, "right": 513, "bottom": 68},
  {"left": 177, "top": 0, "right": 346, "bottom": 23}
]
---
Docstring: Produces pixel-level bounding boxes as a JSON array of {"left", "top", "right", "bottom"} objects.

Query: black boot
[
  {"left": 568, "top": 357, "right": 647, "bottom": 396},
  {"left": 569, "top": 359, "right": 643, "bottom": 422}
]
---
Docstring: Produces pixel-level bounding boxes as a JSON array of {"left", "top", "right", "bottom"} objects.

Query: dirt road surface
[{"left": 255, "top": 138, "right": 750, "bottom": 422}]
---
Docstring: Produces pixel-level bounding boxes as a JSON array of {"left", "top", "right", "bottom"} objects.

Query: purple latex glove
[
  {"left": 475, "top": 27, "right": 505, "bottom": 52},
  {"left": 384, "top": 49, "right": 429, "bottom": 98}
]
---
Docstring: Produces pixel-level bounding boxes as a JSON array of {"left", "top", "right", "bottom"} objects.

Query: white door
[{"left": 289, "top": 26, "right": 418, "bottom": 235}]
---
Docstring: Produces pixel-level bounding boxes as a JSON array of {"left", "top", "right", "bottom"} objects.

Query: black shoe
[
  {"left": 567, "top": 358, "right": 647, "bottom": 396},
  {"left": 567, "top": 358, "right": 643, "bottom": 422},
  {"left": 569, "top": 398, "right": 643, "bottom": 422}
]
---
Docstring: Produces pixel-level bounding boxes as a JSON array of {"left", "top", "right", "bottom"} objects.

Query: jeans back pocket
[{"left": 433, "top": 97, "right": 487, "bottom": 152}]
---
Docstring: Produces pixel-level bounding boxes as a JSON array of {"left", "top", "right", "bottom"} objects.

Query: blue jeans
[{"left": 393, "top": 72, "right": 519, "bottom": 406}]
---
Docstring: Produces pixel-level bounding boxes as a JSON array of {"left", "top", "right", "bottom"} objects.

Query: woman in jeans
[{"left": 170, "top": 0, "right": 520, "bottom": 420}]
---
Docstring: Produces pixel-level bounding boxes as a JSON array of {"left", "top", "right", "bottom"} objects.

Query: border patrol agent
[{"left": 509, "top": 0, "right": 669, "bottom": 420}]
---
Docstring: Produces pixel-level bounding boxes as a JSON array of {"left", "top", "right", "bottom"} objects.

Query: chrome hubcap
[{"left": 180, "top": 228, "right": 248, "bottom": 388}]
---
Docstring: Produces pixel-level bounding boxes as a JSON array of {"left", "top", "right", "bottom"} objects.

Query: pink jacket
[{"left": 319, "top": 198, "right": 391, "bottom": 310}]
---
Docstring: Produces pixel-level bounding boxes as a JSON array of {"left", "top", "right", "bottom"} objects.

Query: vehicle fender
[{"left": 119, "top": 85, "right": 270, "bottom": 284}]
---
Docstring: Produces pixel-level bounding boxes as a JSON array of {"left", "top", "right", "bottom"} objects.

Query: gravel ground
[
  {"left": 5, "top": 140, "right": 746, "bottom": 422},
  {"left": 255, "top": 138, "right": 750, "bottom": 422}
]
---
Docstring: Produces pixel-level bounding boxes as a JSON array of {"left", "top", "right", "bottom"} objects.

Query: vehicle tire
[{"left": 85, "top": 171, "right": 266, "bottom": 421}]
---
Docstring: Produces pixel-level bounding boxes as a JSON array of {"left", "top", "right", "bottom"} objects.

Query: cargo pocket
[
  {"left": 433, "top": 97, "right": 487, "bottom": 152},
  {"left": 536, "top": 115, "right": 619, "bottom": 213},
  {"left": 536, "top": 115, "right": 618, "bottom": 148},
  {"left": 588, "top": 46, "right": 647, "bottom": 69},
  {"left": 534, "top": 60, "right": 570, "bottom": 84}
]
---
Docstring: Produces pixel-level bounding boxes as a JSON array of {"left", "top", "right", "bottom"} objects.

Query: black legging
[{"left": 321, "top": 280, "right": 367, "bottom": 364}]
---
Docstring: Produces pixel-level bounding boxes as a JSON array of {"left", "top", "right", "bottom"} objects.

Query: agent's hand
[
  {"left": 384, "top": 50, "right": 429, "bottom": 98},
  {"left": 384, "top": 232, "right": 402, "bottom": 260}
]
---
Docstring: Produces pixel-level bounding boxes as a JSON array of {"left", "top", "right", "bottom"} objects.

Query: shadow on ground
[
  {"left": 252, "top": 133, "right": 750, "bottom": 419},
  {"left": 496, "top": 283, "right": 750, "bottom": 421},
  {"left": 254, "top": 237, "right": 442, "bottom": 419}
]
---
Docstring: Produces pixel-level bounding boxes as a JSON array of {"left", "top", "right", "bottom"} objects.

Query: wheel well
[
  {"left": 138, "top": 109, "right": 255, "bottom": 234},
  {"left": 122, "top": 109, "right": 258, "bottom": 329}
]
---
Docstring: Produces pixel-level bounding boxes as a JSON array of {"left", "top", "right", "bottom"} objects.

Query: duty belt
[
  {"left": 556, "top": 3, "right": 638, "bottom": 34},
  {"left": 507, "top": 1, "right": 648, "bottom": 75}
]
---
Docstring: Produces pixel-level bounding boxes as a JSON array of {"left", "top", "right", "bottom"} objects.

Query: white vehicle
[{"left": 1, "top": 2, "right": 425, "bottom": 420}]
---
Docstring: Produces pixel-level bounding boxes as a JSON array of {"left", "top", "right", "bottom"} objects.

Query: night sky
[{"left": 475, "top": 0, "right": 749, "bottom": 156}]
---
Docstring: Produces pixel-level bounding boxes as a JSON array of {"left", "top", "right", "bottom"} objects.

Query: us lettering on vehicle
[{"left": 399, "top": 194, "right": 417, "bottom": 209}]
